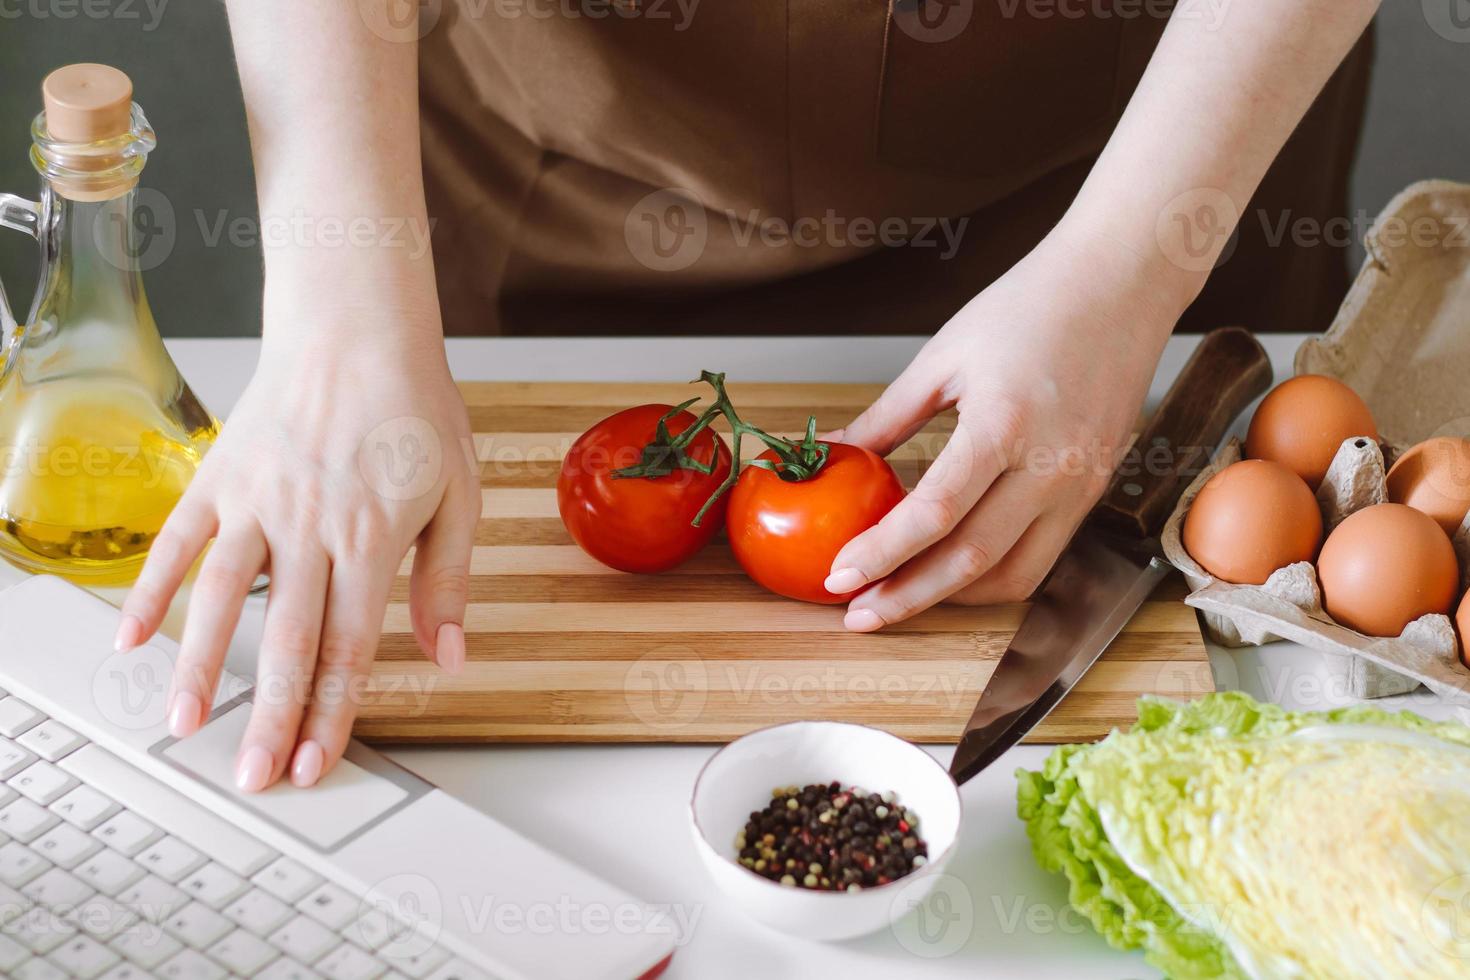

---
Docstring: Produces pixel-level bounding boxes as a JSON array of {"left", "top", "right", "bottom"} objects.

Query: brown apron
[{"left": 419, "top": 1, "right": 1372, "bottom": 336}]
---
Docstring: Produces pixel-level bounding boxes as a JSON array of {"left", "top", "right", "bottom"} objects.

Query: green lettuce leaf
[{"left": 1016, "top": 691, "right": 1470, "bottom": 979}]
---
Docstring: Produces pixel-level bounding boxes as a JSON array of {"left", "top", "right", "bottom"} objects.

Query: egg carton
[{"left": 1160, "top": 179, "right": 1470, "bottom": 703}]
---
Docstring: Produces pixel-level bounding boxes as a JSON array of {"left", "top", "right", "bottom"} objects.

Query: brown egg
[
  {"left": 1386, "top": 436, "right": 1470, "bottom": 536},
  {"left": 1245, "top": 375, "right": 1378, "bottom": 488},
  {"left": 1317, "top": 503, "right": 1459, "bottom": 637},
  {"left": 1182, "top": 459, "right": 1323, "bottom": 585},
  {"left": 1456, "top": 591, "right": 1470, "bottom": 670}
]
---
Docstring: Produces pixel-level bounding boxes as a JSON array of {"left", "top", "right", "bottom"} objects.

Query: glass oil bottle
[{"left": 0, "top": 64, "right": 218, "bottom": 583}]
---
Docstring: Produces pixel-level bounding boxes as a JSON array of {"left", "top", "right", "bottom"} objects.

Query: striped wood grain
[{"left": 358, "top": 382, "right": 1212, "bottom": 744}]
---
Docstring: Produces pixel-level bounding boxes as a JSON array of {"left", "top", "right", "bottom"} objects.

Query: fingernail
[
  {"left": 167, "top": 691, "right": 204, "bottom": 738},
  {"left": 820, "top": 428, "right": 846, "bottom": 443},
  {"left": 235, "top": 745, "right": 274, "bottom": 793},
  {"left": 291, "top": 740, "right": 324, "bottom": 788},
  {"left": 114, "top": 615, "right": 144, "bottom": 652},
  {"left": 436, "top": 622, "right": 465, "bottom": 675},
  {"left": 824, "top": 568, "right": 867, "bottom": 594},
  {"left": 844, "top": 608, "right": 885, "bottom": 632}
]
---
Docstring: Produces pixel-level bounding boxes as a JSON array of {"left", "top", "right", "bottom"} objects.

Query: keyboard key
[
  {"left": 257, "top": 957, "right": 321, "bottom": 980},
  {"left": 137, "top": 836, "right": 205, "bottom": 883},
  {"left": 180, "top": 862, "right": 248, "bottom": 909},
  {"left": 0, "top": 882, "right": 29, "bottom": 924},
  {"left": 92, "top": 810, "right": 161, "bottom": 856},
  {"left": 73, "top": 849, "right": 144, "bottom": 896},
  {"left": 157, "top": 946, "right": 229, "bottom": 979},
  {"left": 47, "top": 933, "right": 119, "bottom": 979},
  {"left": 162, "top": 901, "right": 233, "bottom": 949},
  {"left": 0, "top": 699, "right": 43, "bottom": 739},
  {"left": 268, "top": 914, "right": 337, "bottom": 963},
  {"left": 60, "top": 746, "right": 278, "bottom": 877},
  {"left": 254, "top": 857, "right": 321, "bottom": 904},
  {"left": 381, "top": 944, "right": 449, "bottom": 980},
  {"left": 316, "top": 940, "right": 386, "bottom": 980},
  {"left": 107, "top": 923, "right": 183, "bottom": 968},
  {"left": 297, "top": 882, "right": 357, "bottom": 930},
  {"left": 13, "top": 957, "right": 68, "bottom": 980},
  {"left": 50, "top": 786, "right": 117, "bottom": 832},
  {"left": 21, "top": 868, "right": 94, "bottom": 909},
  {"left": 17, "top": 722, "right": 85, "bottom": 763},
  {"left": 10, "top": 761, "right": 76, "bottom": 807},
  {"left": 0, "top": 738, "right": 36, "bottom": 780},
  {"left": 99, "top": 964, "right": 156, "bottom": 980},
  {"left": 425, "top": 960, "right": 493, "bottom": 980},
  {"left": 65, "top": 895, "right": 137, "bottom": 940},
  {"left": 4, "top": 905, "right": 77, "bottom": 953},
  {"left": 208, "top": 927, "right": 280, "bottom": 974},
  {"left": 0, "top": 840, "right": 52, "bottom": 887},
  {"left": 225, "top": 886, "right": 293, "bottom": 935},
  {"left": 346, "top": 907, "right": 402, "bottom": 951},
  {"left": 0, "top": 931, "right": 26, "bottom": 971},
  {"left": 0, "top": 799, "right": 59, "bottom": 842},
  {"left": 116, "top": 874, "right": 186, "bottom": 923},
  {"left": 381, "top": 944, "right": 449, "bottom": 979},
  {"left": 32, "top": 822, "right": 101, "bottom": 869}
]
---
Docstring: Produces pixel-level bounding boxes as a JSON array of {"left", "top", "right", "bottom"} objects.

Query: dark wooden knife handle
[{"left": 1092, "top": 326, "right": 1273, "bottom": 540}]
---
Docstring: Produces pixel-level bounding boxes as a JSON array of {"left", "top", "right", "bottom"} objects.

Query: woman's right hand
[{"left": 114, "top": 304, "right": 480, "bottom": 793}]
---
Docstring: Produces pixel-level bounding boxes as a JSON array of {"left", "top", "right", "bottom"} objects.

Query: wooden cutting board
[{"left": 354, "top": 382, "right": 1212, "bottom": 744}]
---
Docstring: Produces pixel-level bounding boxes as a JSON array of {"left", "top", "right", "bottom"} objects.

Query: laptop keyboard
[{"left": 0, "top": 692, "right": 486, "bottom": 980}]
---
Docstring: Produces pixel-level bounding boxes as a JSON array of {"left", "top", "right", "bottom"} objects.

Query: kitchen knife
[{"left": 949, "top": 327, "right": 1272, "bottom": 785}]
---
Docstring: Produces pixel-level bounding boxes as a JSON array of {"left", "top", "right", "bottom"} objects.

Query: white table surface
[{"left": 19, "top": 333, "right": 1463, "bottom": 979}]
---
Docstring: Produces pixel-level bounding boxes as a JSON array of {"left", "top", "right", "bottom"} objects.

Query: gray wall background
[{"left": 0, "top": 2, "right": 1466, "bottom": 338}]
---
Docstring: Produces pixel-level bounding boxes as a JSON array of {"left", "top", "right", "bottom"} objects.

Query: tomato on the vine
[
  {"left": 726, "top": 443, "right": 906, "bottom": 604},
  {"left": 558, "top": 404, "right": 732, "bottom": 573}
]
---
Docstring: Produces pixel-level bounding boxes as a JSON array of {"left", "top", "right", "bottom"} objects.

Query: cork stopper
[{"left": 42, "top": 64, "right": 134, "bottom": 143}]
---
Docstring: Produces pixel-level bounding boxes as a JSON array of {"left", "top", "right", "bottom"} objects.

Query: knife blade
[{"left": 949, "top": 327, "right": 1273, "bottom": 785}]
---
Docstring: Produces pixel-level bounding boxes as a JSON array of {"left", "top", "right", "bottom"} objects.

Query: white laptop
[{"left": 0, "top": 575, "right": 677, "bottom": 980}]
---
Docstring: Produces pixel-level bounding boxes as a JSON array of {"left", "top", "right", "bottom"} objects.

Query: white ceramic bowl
[{"left": 689, "top": 721, "right": 963, "bottom": 941}]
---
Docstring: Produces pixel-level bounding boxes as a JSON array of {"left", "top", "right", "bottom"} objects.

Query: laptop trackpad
[{"left": 162, "top": 704, "right": 409, "bottom": 850}]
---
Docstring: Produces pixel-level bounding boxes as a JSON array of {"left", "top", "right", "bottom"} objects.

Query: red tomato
[
  {"left": 558, "top": 404, "right": 732, "bottom": 573},
  {"left": 726, "top": 443, "right": 905, "bottom": 604}
]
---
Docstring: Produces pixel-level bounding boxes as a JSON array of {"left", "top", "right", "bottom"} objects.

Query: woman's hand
[
  {"left": 825, "top": 225, "right": 1181, "bottom": 629},
  {"left": 114, "top": 312, "right": 479, "bottom": 792}
]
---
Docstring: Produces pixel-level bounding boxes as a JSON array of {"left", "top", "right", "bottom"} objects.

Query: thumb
[
  {"left": 838, "top": 361, "right": 945, "bottom": 457},
  {"left": 409, "top": 477, "right": 480, "bottom": 674}
]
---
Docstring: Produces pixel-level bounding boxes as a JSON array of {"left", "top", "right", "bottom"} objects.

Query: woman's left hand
[{"left": 823, "top": 224, "right": 1184, "bottom": 630}]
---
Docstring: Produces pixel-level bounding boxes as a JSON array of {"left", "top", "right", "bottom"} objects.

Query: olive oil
[{"left": 0, "top": 66, "right": 219, "bottom": 583}]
